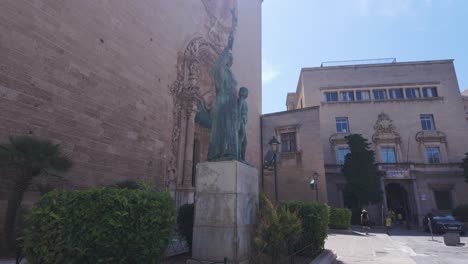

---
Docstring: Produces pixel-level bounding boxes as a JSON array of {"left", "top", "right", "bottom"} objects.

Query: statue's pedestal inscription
[{"left": 190, "top": 161, "right": 258, "bottom": 264}]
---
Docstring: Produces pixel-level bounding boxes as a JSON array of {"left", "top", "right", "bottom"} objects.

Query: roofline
[
  {"left": 300, "top": 59, "right": 454, "bottom": 73},
  {"left": 262, "top": 105, "right": 319, "bottom": 118}
]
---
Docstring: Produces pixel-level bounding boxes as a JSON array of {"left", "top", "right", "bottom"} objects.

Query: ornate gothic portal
[
  {"left": 168, "top": 1, "right": 237, "bottom": 206},
  {"left": 168, "top": 37, "right": 218, "bottom": 206}
]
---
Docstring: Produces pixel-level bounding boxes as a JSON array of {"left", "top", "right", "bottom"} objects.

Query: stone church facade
[
  {"left": 0, "top": 0, "right": 262, "bottom": 232},
  {"left": 262, "top": 59, "right": 468, "bottom": 225}
]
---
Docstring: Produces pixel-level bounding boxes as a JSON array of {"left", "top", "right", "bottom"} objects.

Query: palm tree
[{"left": 0, "top": 136, "right": 72, "bottom": 252}]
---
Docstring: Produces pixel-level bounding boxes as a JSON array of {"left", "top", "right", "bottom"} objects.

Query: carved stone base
[{"left": 190, "top": 161, "right": 258, "bottom": 264}]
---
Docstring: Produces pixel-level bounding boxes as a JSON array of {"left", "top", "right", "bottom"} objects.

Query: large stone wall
[{"left": 0, "top": 0, "right": 261, "bottom": 223}]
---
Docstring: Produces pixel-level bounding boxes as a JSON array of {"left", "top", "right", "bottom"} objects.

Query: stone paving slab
[
  {"left": 326, "top": 228, "right": 468, "bottom": 264},
  {"left": 326, "top": 230, "right": 416, "bottom": 264}
]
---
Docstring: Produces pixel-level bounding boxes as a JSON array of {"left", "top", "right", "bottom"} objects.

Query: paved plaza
[{"left": 326, "top": 228, "right": 468, "bottom": 264}]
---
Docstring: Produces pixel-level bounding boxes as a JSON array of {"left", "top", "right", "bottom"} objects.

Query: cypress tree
[{"left": 342, "top": 134, "right": 383, "bottom": 209}]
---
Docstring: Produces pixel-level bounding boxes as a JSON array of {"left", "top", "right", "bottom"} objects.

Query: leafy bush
[
  {"left": 254, "top": 193, "right": 302, "bottom": 262},
  {"left": 453, "top": 204, "right": 468, "bottom": 222},
  {"left": 22, "top": 187, "right": 175, "bottom": 264},
  {"left": 177, "top": 203, "right": 194, "bottom": 251},
  {"left": 329, "top": 207, "right": 352, "bottom": 229},
  {"left": 113, "top": 179, "right": 142, "bottom": 190},
  {"left": 281, "top": 201, "right": 329, "bottom": 258}
]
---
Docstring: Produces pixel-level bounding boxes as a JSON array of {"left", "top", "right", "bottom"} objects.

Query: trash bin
[{"left": 443, "top": 231, "right": 460, "bottom": 246}]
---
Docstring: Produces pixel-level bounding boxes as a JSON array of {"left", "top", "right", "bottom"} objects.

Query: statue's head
[{"left": 239, "top": 87, "right": 248, "bottom": 99}]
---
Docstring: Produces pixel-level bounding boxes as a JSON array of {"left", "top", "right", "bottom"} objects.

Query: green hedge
[
  {"left": 453, "top": 204, "right": 468, "bottom": 222},
  {"left": 177, "top": 203, "right": 194, "bottom": 251},
  {"left": 329, "top": 207, "right": 352, "bottom": 229},
  {"left": 22, "top": 187, "right": 176, "bottom": 264},
  {"left": 281, "top": 201, "right": 329, "bottom": 257}
]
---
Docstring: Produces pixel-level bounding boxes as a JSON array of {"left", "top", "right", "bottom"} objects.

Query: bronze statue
[
  {"left": 207, "top": 10, "right": 239, "bottom": 161},
  {"left": 238, "top": 87, "right": 248, "bottom": 161},
  {"left": 207, "top": 8, "right": 251, "bottom": 162}
]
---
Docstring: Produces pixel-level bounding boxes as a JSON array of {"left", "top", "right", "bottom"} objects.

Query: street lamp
[
  {"left": 268, "top": 136, "right": 280, "bottom": 204},
  {"left": 310, "top": 172, "right": 319, "bottom": 202}
]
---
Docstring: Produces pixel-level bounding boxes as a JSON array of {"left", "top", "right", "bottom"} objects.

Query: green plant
[
  {"left": 281, "top": 201, "right": 329, "bottom": 258},
  {"left": 177, "top": 203, "right": 194, "bottom": 251},
  {"left": 329, "top": 207, "right": 352, "bottom": 229},
  {"left": 453, "top": 204, "right": 468, "bottom": 222},
  {"left": 0, "top": 136, "right": 72, "bottom": 251},
  {"left": 254, "top": 193, "right": 302, "bottom": 263},
  {"left": 22, "top": 187, "right": 175, "bottom": 264},
  {"left": 342, "top": 134, "right": 383, "bottom": 208},
  {"left": 114, "top": 179, "right": 142, "bottom": 190}
]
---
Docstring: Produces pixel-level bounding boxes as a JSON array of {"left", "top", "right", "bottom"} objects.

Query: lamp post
[
  {"left": 268, "top": 136, "right": 280, "bottom": 204},
  {"left": 310, "top": 172, "right": 319, "bottom": 202}
]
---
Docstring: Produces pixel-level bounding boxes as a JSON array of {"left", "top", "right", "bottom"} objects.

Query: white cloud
[{"left": 262, "top": 59, "right": 280, "bottom": 84}]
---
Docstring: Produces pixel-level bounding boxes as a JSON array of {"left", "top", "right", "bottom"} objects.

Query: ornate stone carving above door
[{"left": 372, "top": 112, "right": 401, "bottom": 144}]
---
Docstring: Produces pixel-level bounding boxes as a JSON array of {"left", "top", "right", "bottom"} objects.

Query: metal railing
[{"left": 321, "top": 58, "right": 396, "bottom": 67}]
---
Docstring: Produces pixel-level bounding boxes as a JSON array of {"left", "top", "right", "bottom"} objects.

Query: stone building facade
[
  {"left": 261, "top": 107, "right": 327, "bottom": 203},
  {"left": 0, "top": 0, "right": 262, "bottom": 232},
  {"left": 262, "top": 59, "right": 468, "bottom": 225}
]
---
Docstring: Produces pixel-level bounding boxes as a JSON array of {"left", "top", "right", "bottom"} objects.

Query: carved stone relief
[
  {"left": 372, "top": 112, "right": 401, "bottom": 144},
  {"left": 166, "top": 0, "right": 238, "bottom": 191}
]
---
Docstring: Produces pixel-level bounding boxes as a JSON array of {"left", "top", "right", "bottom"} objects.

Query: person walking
[
  {"left": 385, "top": 214, "right": 392, "bottom": 235},
  {"left": 361, "top": 209, "right": 370, "bottom": 235},
  {"left": 397, "top": 212, "right": 403, "bottom": 225}
]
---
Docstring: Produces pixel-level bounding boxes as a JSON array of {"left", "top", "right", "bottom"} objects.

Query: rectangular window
[
  {"left": 389, "top": 88, "right": 404, "bottom": 99},
  {"left": 405, "top": 88, "right": 420, "bottom": 98},
  {"left": 423, "top": 87, "right": 438, "bottom": 98},
  {"left": 426, "top": 147, "right": 441, "bottom": 164},
  {"left": 335, "top": 117, "right": 349, "bottom": 133},
  {"left": 356, "top": 90, "right": 370, "bottom": 101},
  {"left": 433, "top": 190, "right": 452, "bottom": 210},
  {"left": 373, "top": 89, "right": 387, "bottom": 100},
  {"left": 280, "top": 132, "right": 297, "bottom": 152},
  {"left": 420, "top": 114, "right": 435, "bottom": 131},
  {"left": 340, "top": 91, "right": 354, "bottom": 101},
  {"left": 380, "top": 147, "right": 396, "bottom": 163},
  {"left": 337, "top": 148, "right": 351, "bottom": 165},
  {"left": 324, "top": 92, "right": 338, "bottom": 102}
]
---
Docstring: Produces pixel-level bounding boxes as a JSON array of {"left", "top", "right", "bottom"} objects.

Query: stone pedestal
[{"left": 191, "top": 161, "right": 258, "bottom": 264}]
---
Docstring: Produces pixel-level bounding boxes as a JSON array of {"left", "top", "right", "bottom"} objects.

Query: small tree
[
  {"left": 342, "top": 134, "right": 383, "bottom": 209},
  {"left": 461, "top": 152, "right": 468, "bottom": 183},
  {"left": 0, "top": 136, "right": 72, "bottom": 252}
]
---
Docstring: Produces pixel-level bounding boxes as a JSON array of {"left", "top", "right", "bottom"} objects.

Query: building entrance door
[{"left": 385, "top": 182, "right": 412, "bottom": 226}]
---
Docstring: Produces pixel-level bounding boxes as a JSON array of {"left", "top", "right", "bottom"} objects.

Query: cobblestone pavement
[{"left": 326, "top": 228, "right": 468, "bottom": 264}]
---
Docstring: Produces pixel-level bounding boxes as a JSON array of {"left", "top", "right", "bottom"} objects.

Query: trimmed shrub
[
  {"left": 453, "top": 204, "right": 468, "bottom": 222},
  {"left": 281, "top": 201, "right": 329, "bottom": 257},
  {"left": 22, "top": 187, "right": 175, "bottom": 264},
  {"left": 114, "top": 179, "right": 142, "bottom": 190},
  {"left": 177, "top": 203, "right": 194, "bottom": 251},
  {"left": 329, "top": 207, "right": 352, "bottom": 229}
]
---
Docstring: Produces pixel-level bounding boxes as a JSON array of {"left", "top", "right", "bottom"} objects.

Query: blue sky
[{"left": 261, "top": 0, "right": 468, "bottom": 114}]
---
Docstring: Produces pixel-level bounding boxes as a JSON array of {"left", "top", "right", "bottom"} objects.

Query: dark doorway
[{"left": 385, "top": 182, "right": 411, "bottom": 224}]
